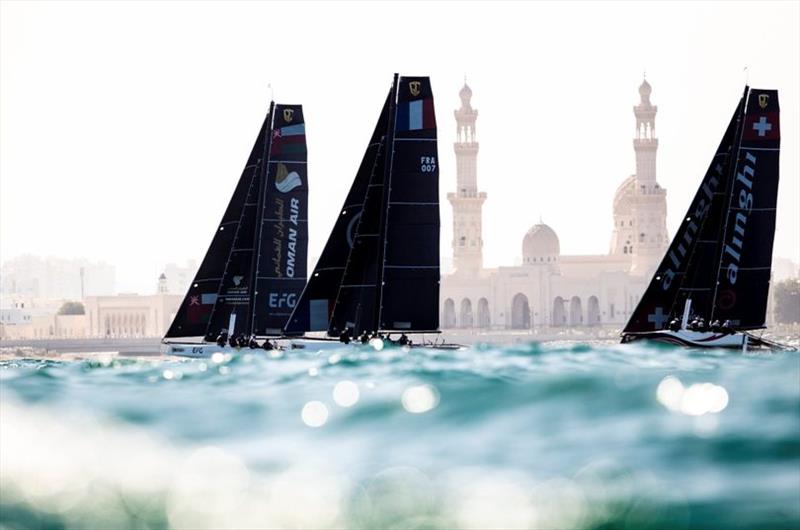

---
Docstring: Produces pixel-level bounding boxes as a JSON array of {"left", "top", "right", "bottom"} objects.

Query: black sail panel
[
  {"left": 712, "top": 89, "right": 780, "bottom": 329},
  {"left": 165, "top": 111, "right": 270, "bottom": 339},
  {"left": 252, "top": 105, "right": 308, "bottom": 335},
  {"left": 623, "top": 96, "right": 744, "bottom": 333},
  {"left": 284, "top": 94, "right": 391, "bottom": 334},
  {"left": 379, "top": 76, "right": 440, "bottom": 332}
]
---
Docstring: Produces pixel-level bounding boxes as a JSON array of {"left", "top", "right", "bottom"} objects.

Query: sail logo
[
  {"left": 286, "top": 198, "right": 300, "bottom": 278},
  {"left": 232, "top": 276, "right": 244, "bottom": 286},
  {"left": 346, "top": 211, "right": 362, "bottom": 248},
  {"left": 268, "top": 292, "right": 297, "bottom": 309},
  {"left": 722, "top": 151, "right": 757, "bottom": 285},
  {"left": 660, "top": 168, "right": 721, "bottom": 290},
  {"left": 758, "top": 94, "right": 769, "bottom": 109},
  {"left": 275, "top": 163, "right": 302, "bottom": 193},
  {"left": 409, "top": 81, "right": 421, "bottom": 96},
  {"left": 283, "top": 108, "right": 294, "bottom": 122}
]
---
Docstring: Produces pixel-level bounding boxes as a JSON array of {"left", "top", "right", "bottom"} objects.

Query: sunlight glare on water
[{"left": 0, "top": 341, "right": 797, "bottom": 529}]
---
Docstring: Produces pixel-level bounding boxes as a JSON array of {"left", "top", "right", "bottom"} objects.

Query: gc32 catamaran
[
  {"left": 621, "top": 86, "right": 786, "bottom": 349},
  {"left": 285, "top": 74, "right": 456, "bottom": 348},
  {"left": 162, "top": 102, "right": 310, "bottom": 357}
]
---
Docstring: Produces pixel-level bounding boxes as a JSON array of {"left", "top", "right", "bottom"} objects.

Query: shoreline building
[{"left": 441, "top": 79, "right": 668, "bottom": 330}]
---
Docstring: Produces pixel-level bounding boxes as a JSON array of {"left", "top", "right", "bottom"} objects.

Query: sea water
[{"left": 1, "top": 342, "right": 798, "bottom": 529}]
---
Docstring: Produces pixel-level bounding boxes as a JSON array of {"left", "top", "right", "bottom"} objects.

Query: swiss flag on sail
[{"left": 742, "top": 112, "right": 780, "bottom": 141}]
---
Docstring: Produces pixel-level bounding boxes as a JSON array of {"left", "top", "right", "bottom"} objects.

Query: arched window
[{"left": 511, "top": 294, "right": 530, "bottom": 329}]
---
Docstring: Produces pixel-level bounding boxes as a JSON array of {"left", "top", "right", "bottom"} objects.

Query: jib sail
[
  {"left": 165, "top": 106, "right": 273, "bottom": 339},
  {"left": 285, "top": 93, "right": 391, "bottom": 334}
]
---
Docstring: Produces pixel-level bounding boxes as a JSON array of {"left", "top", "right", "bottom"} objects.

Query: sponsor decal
[
  {"left": 271, "top": 197, "right": 302, "bottom": 278},
  {"left": 268, "top": 292, "right": 297, "bottom": 309},
  {"left": 409, "top": 81, "right": 421, "bottom": 97},
  {"left": 722, "top": 152, "right": 756, "bottom": 285},
  {"left": 275, "top": 163, "right": 303, "bottom": 193},
  {"left": 717, "top": 289, "right": 736, "bottom": 310},
  {"left": 232, "top": 275, "right": 244, "bottom": 286},
  {"left": 758, "top": 94, "right": 769, "bottom": 109},
  {"left": 661, "top": 163, "right": 723, "bottom": 290},
  {"left": 283, "top": 108, "right": 294, "bottom": 122}
]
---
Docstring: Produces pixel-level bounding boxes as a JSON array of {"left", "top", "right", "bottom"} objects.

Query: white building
[
  {"left": 441, "top": 79, "right": 668, "bottom": 330},
  {"left": 1, "top": 255, "right": 115, "bottom": 299}
]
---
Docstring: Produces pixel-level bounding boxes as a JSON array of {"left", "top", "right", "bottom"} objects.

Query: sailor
[
  {"left": 262, "top": 339, "right": 275, "bottom": 350},
  {"left": 398, "top": 333, "right": 409, "bottom": 346},
  {"left": 359, "top": 331, "right": 370, "bottom": 344},
  {"left": 216, "top": 329, "right": 229, "bottom": 347},
  {"left": 339, "top": 329, "right": 352, "bottom": 345},
  {"left": 668, "top": 318, "right": 681, "bottom": 332},
  {"left": 248, "top": 336, "right": 259, "bottom": 349},
  {"left": 710, "top": 320, "right": 722, "bottom": 332}
]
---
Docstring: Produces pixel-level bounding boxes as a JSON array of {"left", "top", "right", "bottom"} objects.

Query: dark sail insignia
[
  {"left": 285, "top": 94, "right": 391, "bottom": 334},
  {"left": 251, "top": 105, "right": 308, "bottom": 335},
  {"left": 165, "top": 111, "right": 271, "bottom": 339},
  {"left": 623, "top": 96, "right": 744, "bottom": 333},
  {"left": 711, "top": 89, "right": 780, "bottom": 329},
  {"left": 379, "top": 76, "right": 440, "bottom": 332}
]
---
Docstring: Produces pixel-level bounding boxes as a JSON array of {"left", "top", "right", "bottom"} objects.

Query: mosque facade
[{"left": 441, "top": 79, "right": 669, "bottom": 330}]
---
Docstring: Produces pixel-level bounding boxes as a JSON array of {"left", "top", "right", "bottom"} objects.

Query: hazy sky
[{"left": 2, "top": 1, "right": 798, "bottom": 294}]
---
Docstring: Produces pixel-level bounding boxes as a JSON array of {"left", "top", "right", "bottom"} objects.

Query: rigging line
[{"left": 375, "top": 74, "right": 401, "bottom": 331}]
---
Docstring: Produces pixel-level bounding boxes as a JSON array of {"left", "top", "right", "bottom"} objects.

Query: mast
[
  {"left": 248, "top": 102, "right": 276, "bottom": 336},
  {"left": 709, "top": 86, "right": 749, "bottom": 323},
  {"left": 374, "top": 73, "right": 400, "bottom": 330}
]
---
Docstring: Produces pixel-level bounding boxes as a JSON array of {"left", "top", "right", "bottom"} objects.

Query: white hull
[
  {"left": 161, "top": 339, "right": 344, "bottom": 358},
  {"left": 162, "top": 336, "right": 464, "bottom": 358},
  {"left": 621, "top": 329, "right": 754, "bottom": 349}
]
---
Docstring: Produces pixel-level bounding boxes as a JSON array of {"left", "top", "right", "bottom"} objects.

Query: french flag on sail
[{"left": 396, "top": 98, "right": 435, "bottom": 131}]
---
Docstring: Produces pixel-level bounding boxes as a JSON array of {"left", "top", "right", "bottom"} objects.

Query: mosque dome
[
  {"left": 613, "top": 175, "right": 636, "bottom": 216},
  {"left": 523, "top": 223, "right": 560, "bottom": 264}
]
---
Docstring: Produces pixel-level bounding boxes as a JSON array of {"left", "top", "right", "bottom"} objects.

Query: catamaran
[
  {"left": 621, "top": 86, "right": 784, "bottom": 349},
  {"left": 162, "top": 102, "right": 310, "bottom": 357},
  {"left": 285, "top": 74, "right": 455, "bottom": 349}
]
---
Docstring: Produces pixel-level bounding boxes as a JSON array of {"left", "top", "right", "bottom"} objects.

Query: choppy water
[{"left": 1, "top": 341, "right": 798, "bottom": 529}]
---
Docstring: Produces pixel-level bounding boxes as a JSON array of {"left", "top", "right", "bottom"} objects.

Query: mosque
[{"left": 441, "top": 79, "right": 669, "bottom": 330}]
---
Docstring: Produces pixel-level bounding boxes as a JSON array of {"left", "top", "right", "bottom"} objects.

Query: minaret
[
  {"left": 447, "top": 81, "right": 486, "bottom": 276},
  {"left": 630, "top": 78, "right": 668, "bottom": 274},
  {"left": 157, "top": 273, "right": 168, "bottom": 294}
]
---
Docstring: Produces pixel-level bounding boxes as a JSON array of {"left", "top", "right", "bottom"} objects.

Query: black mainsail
[
  {"left": 165, "top": 102, "right": 308, "bottom": 341},
  {"left": 623, "top": 87, "right": 780, "bottom": 334},
  {"left": 710, "top": 88, "right": 780, "bottom": 329},
  {"left": 285, "top": 74, "right": 440, "bottom": 337}
]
